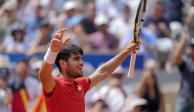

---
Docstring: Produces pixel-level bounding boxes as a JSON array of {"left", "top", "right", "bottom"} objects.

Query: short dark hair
[{"left": 55, "top": 44, "right": 83, "bottom": 72}]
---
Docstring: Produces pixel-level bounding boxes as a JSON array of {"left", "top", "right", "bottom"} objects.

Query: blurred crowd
[{"left": 0, "top": 0, "right": 194, "bottom": 112}]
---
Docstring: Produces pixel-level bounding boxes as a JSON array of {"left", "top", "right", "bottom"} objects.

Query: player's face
[{"left": 66, "top": 54, "right": 84, "bottom": 78}]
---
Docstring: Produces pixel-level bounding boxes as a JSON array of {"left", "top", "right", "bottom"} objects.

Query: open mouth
[
  {"left": 80, "top": 69, "right": 83, "bottom": 73},
  {"left": 78, "top": 68, "right": 83, "bottom": 73}
]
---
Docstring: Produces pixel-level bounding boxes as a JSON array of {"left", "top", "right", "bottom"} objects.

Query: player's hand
[
  {"left": 50, "top": 28, "right": 70, "bottom": 52},
  {"left": 124, "top": 39, "right": 141, "bottom": 54}
]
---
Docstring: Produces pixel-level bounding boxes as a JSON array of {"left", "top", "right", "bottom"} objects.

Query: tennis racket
[{"left": 127, "top": 0, "right": 147, "bottom": 78}]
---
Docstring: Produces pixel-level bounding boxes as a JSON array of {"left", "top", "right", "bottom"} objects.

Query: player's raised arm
[
  {"left": 39, "top": 28, "right": 70, "bottom": 93},
  {"left": 89, "top": 40, "right": 140, "bottom": 88}
]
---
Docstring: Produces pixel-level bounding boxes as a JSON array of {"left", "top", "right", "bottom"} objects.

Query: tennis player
[{"left": 39, "top": 28, "right": 140, "bottom": 112}]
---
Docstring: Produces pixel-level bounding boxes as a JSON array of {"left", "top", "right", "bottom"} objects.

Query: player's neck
[{"left": 63, "top": 73, "right": 75, "bottom": 82}]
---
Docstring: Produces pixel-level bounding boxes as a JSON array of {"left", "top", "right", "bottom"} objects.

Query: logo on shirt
[{"left": 77, "top": 86, "right": 82, "bottom": 91}]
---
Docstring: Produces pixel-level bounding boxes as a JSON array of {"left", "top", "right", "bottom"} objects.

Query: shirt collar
[{"left": 61, "top": 76, "right": 76, "bottom": 85}]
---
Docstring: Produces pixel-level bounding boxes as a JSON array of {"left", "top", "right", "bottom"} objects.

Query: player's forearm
[
  {"left": 97, "top": 50, "right": 131, "bottom": 76},
  {"left": 39, "top": 61, "right": 53, "bottom": 82},
  {"left": 89, "top": 50, "right": 130, "bottom": 88},
  {"left": 89, "top": 40, "right": 139, "bottom": 88}
]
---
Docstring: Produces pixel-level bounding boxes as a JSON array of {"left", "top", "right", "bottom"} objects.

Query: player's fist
[{"left": 124, "top": 39, "right": 141, "bottom": 54}]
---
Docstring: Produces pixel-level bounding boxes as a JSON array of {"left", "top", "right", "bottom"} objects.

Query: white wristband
[{"left": 43, "top": 47, "right": 59, "bottom": 64}]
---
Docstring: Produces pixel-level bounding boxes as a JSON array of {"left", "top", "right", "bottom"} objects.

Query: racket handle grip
[{"left": 127, "top": 53, "right": 137, "bottom": 78}]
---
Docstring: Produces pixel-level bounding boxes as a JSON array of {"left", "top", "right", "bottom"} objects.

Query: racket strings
[{"left": 136, "top": 1, "right": 147, "bottom": 41}]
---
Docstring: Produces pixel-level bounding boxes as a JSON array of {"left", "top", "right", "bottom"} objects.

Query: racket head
[
  {"left": 133, "top": 0, "right": 147, "bottom": 43},
  {"left": 128, "top": 0, "right": 147, "bottom": 78}
]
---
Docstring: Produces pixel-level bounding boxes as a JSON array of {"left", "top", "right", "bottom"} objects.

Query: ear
[{"left": 59, "top": 60, "right": 67, "bottom": 71}]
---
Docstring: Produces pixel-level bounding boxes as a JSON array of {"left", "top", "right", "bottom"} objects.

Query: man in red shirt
[{"left": 39, "top": 28, "right": 140, "bottom": 112}]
